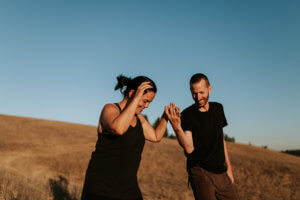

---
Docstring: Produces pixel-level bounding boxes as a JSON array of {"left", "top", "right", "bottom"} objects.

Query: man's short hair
[{"left": 190, "top": 73, "right": 210, "bottom": 88}]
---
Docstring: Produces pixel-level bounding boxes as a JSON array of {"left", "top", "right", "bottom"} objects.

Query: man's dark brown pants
[{"left": 189, "top": 166, "right": 239, "bottom": 200}]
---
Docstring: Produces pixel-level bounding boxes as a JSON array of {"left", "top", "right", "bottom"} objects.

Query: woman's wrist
[{"left": 162, "top": 112, "right": 168, "bottom": 121}]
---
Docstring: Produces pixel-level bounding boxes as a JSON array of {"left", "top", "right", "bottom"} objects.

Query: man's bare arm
[
  {"left": 224, "top": 139, "right": 234, "bottom": 183},
  {"left": 165, "top": 103, "right": 194, "bottom": 154}
]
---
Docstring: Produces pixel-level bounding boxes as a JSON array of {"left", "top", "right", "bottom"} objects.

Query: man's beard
[{"left": 195, "top": 95, "right": 209, "bottom": 108}]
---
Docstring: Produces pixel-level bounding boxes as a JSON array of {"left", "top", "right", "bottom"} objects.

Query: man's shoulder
[
  {"left": 181, "top": 104, "right": 197, "bottom": 121},
  {"left": 210, "top": 102, "right": 224, "bottom": 109},
  {"left": 181, "top": 104, "right": 195, "bottom": 115}
]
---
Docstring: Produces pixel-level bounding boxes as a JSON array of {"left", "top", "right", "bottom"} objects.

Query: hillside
[{"left": 0, "top": 114, "right": 299, "bottom": 200}]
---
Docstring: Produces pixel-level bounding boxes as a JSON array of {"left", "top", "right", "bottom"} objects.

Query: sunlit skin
[
  {"left": 168, "top": 78, "right": 235, "bottom": 184},
  {"left": 83, "top": 80, "right": 168, "bottom": 200},
  {"left": 190, "top": 79, "right": 212, "bottom": 112},
  {"left": 98, "top": 81, "right": 168, "bottom": 142},
  {"left": 117, "top": 90, "right": 155, "bottom": 126},
  {"left": 135, "top": 91, "right": 155, "bottom": 114}
]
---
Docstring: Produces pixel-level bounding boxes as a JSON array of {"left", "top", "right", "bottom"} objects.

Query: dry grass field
[{"left": 0, "top": 114, "right": 299, "bottom": 200}]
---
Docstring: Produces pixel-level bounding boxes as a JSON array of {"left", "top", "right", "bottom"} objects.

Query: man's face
[{"left": 190, "top": 79, "right": 211, "bottom": 108}]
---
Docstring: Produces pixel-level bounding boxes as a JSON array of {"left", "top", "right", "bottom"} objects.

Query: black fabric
[
  {"left": 81, "top": 103, "right": 145, "bottom": 200},
  {"left": 181, "top": 102, "right": 227, "bottom": 174},
  {"left": 86, "top": 192, "right": 143, "bottom": 200}
]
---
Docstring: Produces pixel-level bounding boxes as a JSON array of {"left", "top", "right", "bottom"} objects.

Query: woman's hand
[{"left": 133, "top": 81, "right": 153, "bottom": 99}]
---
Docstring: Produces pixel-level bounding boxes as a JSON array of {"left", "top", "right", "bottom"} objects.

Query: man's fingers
[
  {"left": 170, "top": 103, "right": 176, "bottom": 117},
  {"left": 169, "top": 103, "right": 173, "bottom": 115},
  {"left": 175, "top": 107, "right": 181, "bottom": 117},
  {"left": 170, "top": 103, "right": 179, "bottom": 116}
]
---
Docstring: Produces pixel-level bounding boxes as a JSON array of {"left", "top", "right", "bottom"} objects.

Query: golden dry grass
[{"left": 0, "top": 114, "right": 299, "bottom": 200}]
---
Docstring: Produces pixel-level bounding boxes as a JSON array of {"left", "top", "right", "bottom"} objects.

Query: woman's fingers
[
  {"left": 139, "top": 81, "right": 152, "bottom": 89},
  {"left": 165, "top": 106, "right": 170, "bottom": 117},
  {"left": 135, "top": 82, "right": 153, "bottom": 98},
  {"left": 140, "top": 84, "right": 152, "bottom": 92},
  {"left": 142, "top": 85, "right": 153, "bottom": 91},
  {"left": 138, "top": 81, "right": 150, "bottom": 87}
]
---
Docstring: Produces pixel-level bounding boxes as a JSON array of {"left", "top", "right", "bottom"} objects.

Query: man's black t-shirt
[{"left": 181, "top": 102, "right": 228, "bottom": 174}]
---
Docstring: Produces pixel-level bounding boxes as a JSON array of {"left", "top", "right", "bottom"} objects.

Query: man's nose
[{"left": 145, "top": 103, "right": 149, "bottom": 108}]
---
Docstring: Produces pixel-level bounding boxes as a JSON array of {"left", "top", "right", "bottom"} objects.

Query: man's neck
[{"left": 198, "top": 102, "right": 209, "bottom": 112}]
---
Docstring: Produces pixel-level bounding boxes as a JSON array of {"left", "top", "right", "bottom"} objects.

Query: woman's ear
[{"left": 128, "top": 89, "right": 135, "bottom": 98}]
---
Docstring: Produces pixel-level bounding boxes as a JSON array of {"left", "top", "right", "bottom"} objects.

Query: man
[{"left": 165, "top": 73, "right": 239, "bottom": 200}]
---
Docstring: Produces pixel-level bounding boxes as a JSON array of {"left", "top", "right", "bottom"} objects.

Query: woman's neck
[{"left": 118, "top": 98, "right": 129, "bottom": 111}]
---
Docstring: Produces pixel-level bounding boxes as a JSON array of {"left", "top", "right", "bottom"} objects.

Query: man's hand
[
  {"left": 227, "top": 169, "right": 235, "bottom": 184},
  {"left": 165, "top": 103, "right": 181, "bottom": 131},
  {"left": 165, "top": 102, "right": 194, "bottom": 154}
]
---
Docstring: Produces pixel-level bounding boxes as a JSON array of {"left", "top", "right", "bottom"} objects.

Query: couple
[{"left": 81, "top": 73, "right": 239, "bottom": 200}]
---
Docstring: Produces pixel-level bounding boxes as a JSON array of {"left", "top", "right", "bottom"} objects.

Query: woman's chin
[
  {"left": 136, "top": 108, "right": 144, "bottom": 114},
  {"left": 135, "top": 110, "right": 141, "bottom": 115}
]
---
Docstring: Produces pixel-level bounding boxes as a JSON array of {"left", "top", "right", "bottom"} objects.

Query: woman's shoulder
[
  {"left": 98, "top": 103, "right": 121, "bottom": 133},
  {"left": 101, "top": 103, "right": 121, "bottom": 116},
  {"left": 103, "top": 103, "right": 119, "bottom": 111}
]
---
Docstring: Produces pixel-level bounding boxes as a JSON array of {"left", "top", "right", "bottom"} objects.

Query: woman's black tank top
[{"left": 83, "top": 103, "right": 145, "bottom": 200}]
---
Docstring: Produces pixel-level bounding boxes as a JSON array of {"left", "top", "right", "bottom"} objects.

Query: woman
[{"left": 81, "top": 75, "right": 168, "bottom": 200}]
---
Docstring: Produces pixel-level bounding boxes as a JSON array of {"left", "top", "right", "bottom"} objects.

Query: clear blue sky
[{"left": 1, "top": 1, "right": 299, "bottom": 151}]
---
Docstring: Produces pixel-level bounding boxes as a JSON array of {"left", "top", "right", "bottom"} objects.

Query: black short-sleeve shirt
[{"left": 181, "top": 102, "right": 228, "bottom": 173}]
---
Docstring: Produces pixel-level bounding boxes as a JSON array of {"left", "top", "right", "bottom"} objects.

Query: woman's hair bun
[
  {"left": 114, "top": 74, "right": 157, "bottom": 97},
  {"left": 115, "top": 75, "right": 131, "bottom": 93}
]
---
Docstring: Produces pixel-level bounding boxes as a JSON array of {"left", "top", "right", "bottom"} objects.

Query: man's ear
[
  {"left": 128, "top": 89, "right": 135, "bottom": 98},
  {"left": 208, "top": 85, "right": 212, "bottom": 94}
]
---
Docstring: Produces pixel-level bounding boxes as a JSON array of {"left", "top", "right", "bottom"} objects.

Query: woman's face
[{"left": 136, "top": 91, "right": 155, "bottom": 114}]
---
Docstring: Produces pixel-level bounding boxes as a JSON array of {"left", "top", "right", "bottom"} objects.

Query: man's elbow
[
  {"left": 154, "top": 137, "right": 162, "bottom": 143},
  {"left": 185, "top": 146, "right": 194, "bottom": 154},
  {"left": 148, "top": 135, "right": 161, "bottom": 143}
]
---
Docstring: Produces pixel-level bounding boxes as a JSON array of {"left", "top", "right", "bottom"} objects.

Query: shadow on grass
[{"left": 49, "top": 176, "right": 77, "bottom": 200}]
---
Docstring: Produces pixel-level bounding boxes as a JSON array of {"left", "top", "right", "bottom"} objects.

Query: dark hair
[
  {"left": 190, "top": 73, "right": 210, "bottom": 88},
  {"left": 115, "top": 75, "right": 157, "bottom": 97}
]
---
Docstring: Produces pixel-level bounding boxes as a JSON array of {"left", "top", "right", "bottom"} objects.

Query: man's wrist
[{"left": 173, "top": 126, "right": 183, "bottom": 133}]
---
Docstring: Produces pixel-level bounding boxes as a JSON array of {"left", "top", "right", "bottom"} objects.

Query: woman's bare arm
[
  {"left": 100, "top": 82, "right": 152, "bottom": 135},
  {"left": 138, "top": 110, "right": 168, "bottom": 142}
]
